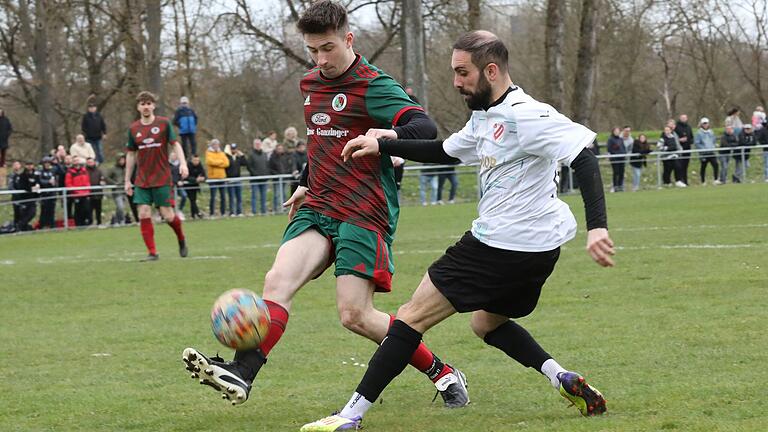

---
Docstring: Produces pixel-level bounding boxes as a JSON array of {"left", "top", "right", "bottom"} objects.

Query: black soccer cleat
[
  {"left": 182, "top": 347, "right": 251, "bottom": 405},
  {"left": 433, "top": 365, "right": 470, "bottom": 408},
  {"left": 141, "top": 253, "right": 159, "bottom": 262},
  {"left": 179, "top": 239, "right": 188, "bottom": 258}
]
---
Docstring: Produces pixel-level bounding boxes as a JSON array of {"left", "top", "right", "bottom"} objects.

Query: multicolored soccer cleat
[
  {"left": 182, "top": 347, "right": 251, "bottom": 405},
  {"left": 557, "top": 371, "right": 607, "bottom": 416},
  {"left": 434, "top": 365, "right": 470, "bottom": 408},
  {"left": 299, "top": 414, "right": 362, "bottom": 431}
]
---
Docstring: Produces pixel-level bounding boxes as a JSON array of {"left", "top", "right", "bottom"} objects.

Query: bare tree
[
  {"left": 401, "top": 0, "right": 428, "bottom": 108},
  {"left": 145, "top": 0, "right": 163, "bottom": 112},
  {"left": 571, "top": 0, "right": 600, "bottom": 126},
  {"left": 544, "top": 0, "right": 565, "bottom": 110}
]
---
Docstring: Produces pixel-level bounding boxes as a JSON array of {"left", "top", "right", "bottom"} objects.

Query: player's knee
[
  {"left": 262, "top": 268, "right": 285, "bottom": 298},
  {"left": 469, "top": 314, "right": 505, "bottom": 339},
  {"left": 337, "top": 305, "right": 369, "bottom": 335}
]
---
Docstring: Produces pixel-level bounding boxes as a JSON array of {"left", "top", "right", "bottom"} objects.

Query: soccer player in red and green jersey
[
  {"left": 124, "top": 91, "right": 189, "bottom": 261},
  {"left": 182, "top": 0, "right": 469, "bottom": 411}
]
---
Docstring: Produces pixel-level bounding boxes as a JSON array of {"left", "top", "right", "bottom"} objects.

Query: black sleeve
[
  {"left": 298, "top": 164, "right": 309, "bottom": 187},
  {"left": 569, "top": 147, "right": 607, "bottom": 230},
  {"left": 378, "top": 139, "right": 460, "bottom": 164},
  {"left": 392, "top": 110, "right": 437, "bottom": 140}
]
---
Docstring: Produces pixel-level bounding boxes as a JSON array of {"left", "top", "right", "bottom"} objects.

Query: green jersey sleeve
[
  {"left": 166, "top": 119, "right": 178, "bottom": 143},
  {"left": 365, "top": 74, "right": 422, "bottom": 127},
  {"left": 126, "top": 128, "right": 137, "bottom": 151}
]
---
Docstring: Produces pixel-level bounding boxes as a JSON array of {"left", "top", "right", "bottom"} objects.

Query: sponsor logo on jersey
[
  {"left": 306, "top": 128, "right": 350, "bottom": 138},
  {"left": 151, "top": 126, "right": 160, "bottom": 134},
  {"left": 493, "top": 123, "right": 504, "bottom": 142},
  {"left": 311, "top": 113, "right": 331, "bottom": 126},
  {"left": 304, "top": 95, "right": 311, "bottom": 105},
  {"left": 332, "top": 93, "right": 347, "bottom": 112},
  {"left": 142, "top": 138, "right": 155, "bottom": 144}
]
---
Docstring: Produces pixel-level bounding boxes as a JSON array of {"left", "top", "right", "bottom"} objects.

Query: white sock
[
  {"left": 541, "top": 359, "right": 567, "bottom": 389},
  {"left": 339, "top": 392, "right": 373, "bottom": 419}
]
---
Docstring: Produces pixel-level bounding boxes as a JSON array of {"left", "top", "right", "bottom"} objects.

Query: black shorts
[{"left": 428, "top": 231, "right": 560, "bottom": 318}]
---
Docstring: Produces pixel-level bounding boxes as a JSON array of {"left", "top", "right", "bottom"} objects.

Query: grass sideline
[{"left": 1, "top": 183, "right": 766, "bottom": 431}]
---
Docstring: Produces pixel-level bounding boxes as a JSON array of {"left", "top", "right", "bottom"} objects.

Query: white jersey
[{"left": 443, "top": 86, "right": 596, "bottom": 252}]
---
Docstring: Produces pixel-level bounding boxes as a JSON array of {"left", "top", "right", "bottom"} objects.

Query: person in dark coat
[
  {"left": 86, "top": 157, "right": 105, "bottom": 225},
  {"left": 224, "top": 143, "right": 246, "bottom": 216},
  {"left": 246, "top": 138, "right": 270, "bottom": 215},
  {"left": 0, "top": 109, "right": 12, "bottom": 168},
  {"left": 81, "top": 103, "right": 107, "bottom": 164},
  {"left": 606, "top": 127, "right": 627, "bottom": 192},
  {"left": 37, "top": 156, "right": 58, "bottom": 229},
  {"left": 268, "top": 144, "right": 293, "bottom": 213},
  {"left": 674, "top": 114, "right": 694, "bottom": 185},
  {"left": 291, "top": 141, "right": 308, "bottom": 194},
  {"left": 185, "top": 154, "right": 206, "bottom": 219},
  {"left": 628, "top": 134, "right": 651, "bottom": 191},
  {"left": 17, "top": 161, "right": 40, "bottom": 231}
]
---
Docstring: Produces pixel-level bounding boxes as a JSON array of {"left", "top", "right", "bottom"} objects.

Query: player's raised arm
[{"left": 569, "top": 147, "right": 615, "bottom": 267}]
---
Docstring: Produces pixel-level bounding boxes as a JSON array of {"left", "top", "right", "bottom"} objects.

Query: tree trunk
[
  {"left": 146, "top": 0, "right": 163, "bottom": 113},
  {"left": 401, "top": 0, "right": 428, "bottom": 109},
  {"left": 467, "top": 0, "right": 481, "bottom": 31},
  {"left": 544, "top": 0, "right": 565, "bottom": 111},
  {"left": 123, "top": 0, "right": 146, "bottom": 105},
  {"left": 570, "top": 0, "right": 599, "bottom": 126},
  {"left": 33, "top": 0, "right": 55, "bottom": 156}
]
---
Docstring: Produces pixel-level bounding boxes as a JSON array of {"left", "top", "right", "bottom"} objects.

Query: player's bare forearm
[
  {"left": 172, "top": 141, "right": 188, "bottom": 178},
  {"left": 124, "top": 151, "right": 136, "bottom": 196}
]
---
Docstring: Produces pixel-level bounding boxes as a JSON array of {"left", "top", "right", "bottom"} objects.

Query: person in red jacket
[{"left": 65, "top": 156, "right": 91, "bottom": 226}]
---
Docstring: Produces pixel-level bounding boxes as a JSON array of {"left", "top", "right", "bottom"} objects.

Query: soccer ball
[{"left": 210, "top": 289, "right": 271, "bottom": 350}]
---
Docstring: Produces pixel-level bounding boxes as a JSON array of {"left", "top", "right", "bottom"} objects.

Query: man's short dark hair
[
  {"left": 136, "top": 91, "right": 157, "bottom": 104},
  {"left": 453, "top": 31, "right": 509, "bottom": 73},
  {"left": 297, "top": 0, "right": 349, "bottom": 35}
]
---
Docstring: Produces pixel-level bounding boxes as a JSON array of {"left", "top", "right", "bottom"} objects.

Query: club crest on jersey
[
  {"left": 311, "top": 113, "right": 331, "bottom": 126},
  {"left": 493, "top": 123, "right": 505, "bottom": 142},
  {"left": 151, "top": 126, "right": 160, "bottom": 134},
  {"left": 332, "top": 93, "right": 347, "bottom": 112}
]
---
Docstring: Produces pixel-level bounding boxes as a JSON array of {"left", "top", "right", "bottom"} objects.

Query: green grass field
[{"left": 1, "top": 184, "right": 766, "bottom": 431}]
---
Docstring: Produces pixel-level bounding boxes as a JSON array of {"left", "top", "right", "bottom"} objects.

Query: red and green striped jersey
[
  {"left": 125, "top": 116, "right": 177, "bottom": 188},
  {"left": 300, "top": 55, "right": 422, "bottom": 242}
]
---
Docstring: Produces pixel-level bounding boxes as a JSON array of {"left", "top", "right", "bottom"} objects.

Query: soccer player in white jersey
[{"left": 300, "top": 30, "right": 615, "bottom": 431}]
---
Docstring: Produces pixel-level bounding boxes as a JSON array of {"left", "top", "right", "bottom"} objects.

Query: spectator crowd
[
  {"left": 2, "top": 98, "right": 767, "bottom": 234},
  {"left": 603, "top": 106, "right": 768, "bottom": 192}
]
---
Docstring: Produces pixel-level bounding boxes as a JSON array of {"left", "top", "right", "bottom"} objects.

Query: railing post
[
  {"left": 62, "top": 188, "right": 69, "bottom": 229},
  {"left": 656, "top": 152, "right": 662, "bottom": 188}
]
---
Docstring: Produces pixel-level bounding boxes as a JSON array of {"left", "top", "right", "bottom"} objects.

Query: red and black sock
[
  {"left": 233, "top": 300, "right": 289, "bottom": 381},
  {"left": 258, "top": 300, "right": 289, "bottom": 356},
  {"left": 139, "top": 218, "right": 156, "bottom": 255},
  {"left": 167, "top": 215, "right": 185, "bottom": 241},
  {"left": 357, "top": 319, "right": 422, "bottom": 402},
  {"left": 389, "top": 314, "right": 453, "bottom": 382}
]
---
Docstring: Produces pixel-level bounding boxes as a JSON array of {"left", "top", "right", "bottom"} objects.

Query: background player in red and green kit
[
  {"left": 124, "top": 91, "right": 189, "bottom": 261},
  {"left": 182, "top": 0, "right": 469, "bottom": 410}
]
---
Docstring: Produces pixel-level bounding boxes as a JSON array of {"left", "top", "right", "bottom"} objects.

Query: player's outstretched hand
[
  {"left": 180, "top": 163, "right": 189, "bottom": 179},
  {"left": 341, "top": 135, "right": 380, "bottom": 162},
  {"left": 124, "top": 181, "right": 133, "bottom": 197},
  {"left": 283, "top": 186, "right": 308, "bottom": 220},
  {"left": 586, "top": 228, "right": 615, "bottom": 267},
  {"left": 365, "top": 128, "right": 398, "bottom": 140}
]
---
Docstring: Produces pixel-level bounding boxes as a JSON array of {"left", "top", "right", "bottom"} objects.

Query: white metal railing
[{"left": 2, "top": 144, "right": 766, "bottom": 231}]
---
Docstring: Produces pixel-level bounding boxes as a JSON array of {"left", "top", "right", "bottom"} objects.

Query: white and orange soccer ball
[{"left": 210, "top": 289, "right": 270, "bottom": 350}]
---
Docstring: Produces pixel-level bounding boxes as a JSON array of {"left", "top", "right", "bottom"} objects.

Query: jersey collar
[
  {"left": 485, "top": 86, "right": 519, "bottom": 111},
  {"left": 318, "top": 54, "right": 362, "bottom": 82}
]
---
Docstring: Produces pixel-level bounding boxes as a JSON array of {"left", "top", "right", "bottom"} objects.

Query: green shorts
[
  {"left": 282, "top": 208, "right": 394, "bottom": 292},
  {"left": 132, "top": 185, "right": 175, "bottom": 208}
]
